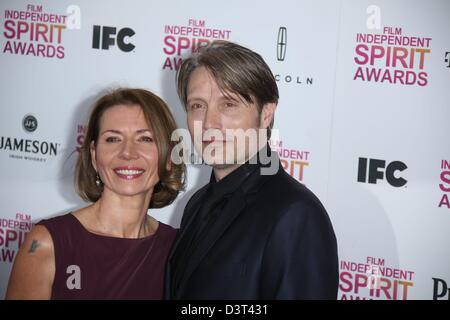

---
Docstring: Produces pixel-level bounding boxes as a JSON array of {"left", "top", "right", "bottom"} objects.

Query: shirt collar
[{"left": 207, "top": 144, "right": 270, "bottom": 198}]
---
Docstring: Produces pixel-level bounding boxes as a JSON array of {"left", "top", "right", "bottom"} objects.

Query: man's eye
[
  {"left": 139, "top": 136, "right": 154, "bottom": 142},
  {"left": 224, "top": 102, "right": 236, "bottom": 108},
  {"left": 105, "top": 136, "right": 120, "bottom": 143},
  {"left": 190, "top": 103, "right": 204, "bottom": 110}
]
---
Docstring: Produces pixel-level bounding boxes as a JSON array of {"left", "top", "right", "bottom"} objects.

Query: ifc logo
[{"left": 23, "top": 114, "right": 38, "bottom": 133}]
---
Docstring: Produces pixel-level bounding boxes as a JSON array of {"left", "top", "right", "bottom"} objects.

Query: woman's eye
[
  {"left": 105, "top": 136, "right": 120, "bottom": 143},
  {"left": 139, "top": 136, "right": 154, "bottom": 142}
]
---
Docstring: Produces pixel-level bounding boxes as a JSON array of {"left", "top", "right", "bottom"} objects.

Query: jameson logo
[
  {"left": 22, "top": 114, "right": 37, "bottom": 132},
  {"left": 0, "top": 137, "right": 58, "bottom": 156},
  {"left": 0, "top": 115, "right": 60, "bottom": 162}
]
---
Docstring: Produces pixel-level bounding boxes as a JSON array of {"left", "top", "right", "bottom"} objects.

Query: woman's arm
[{"left": 5, "top": 225, "right": 55, "bottom": 299}]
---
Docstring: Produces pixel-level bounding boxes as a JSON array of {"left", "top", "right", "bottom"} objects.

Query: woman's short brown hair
[
  {"left": 176, "top": 40, "right": 279, "bottom": 138},
  {"left": 75, "top": 88, "right": 185, "bottom": 208}
]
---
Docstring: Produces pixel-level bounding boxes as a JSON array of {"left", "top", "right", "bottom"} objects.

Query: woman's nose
[{"left": 119, "top": 140, "right": 139, "bottom": 160}]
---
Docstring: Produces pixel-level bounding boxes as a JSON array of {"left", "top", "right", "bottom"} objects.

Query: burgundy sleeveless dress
[{"left": 37, "top": 213, "right": 177, "bottom": 299}]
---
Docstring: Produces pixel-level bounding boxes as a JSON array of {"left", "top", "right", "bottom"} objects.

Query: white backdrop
[{"left": 1, "top": 0, "right": 449, "bottom": 300}]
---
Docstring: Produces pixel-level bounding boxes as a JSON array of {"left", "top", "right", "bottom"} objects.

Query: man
[{"left": 165, "top": 40, "right": 338, "bottom": 299}]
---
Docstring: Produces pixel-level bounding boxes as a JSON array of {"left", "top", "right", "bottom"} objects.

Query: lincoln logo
[{"left": 277, "top": 27, "right": 287, "bottom": 61}]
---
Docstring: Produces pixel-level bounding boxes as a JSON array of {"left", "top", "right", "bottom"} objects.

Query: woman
[{"left": 6, "top": 88, "right": 185, "bottom": 299}]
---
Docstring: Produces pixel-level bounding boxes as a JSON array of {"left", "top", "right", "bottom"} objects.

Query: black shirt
[
  {"left": 172, "top": 152, "right": 263, "bottom": 292},
  {"left": 192, "top": 159, "right": 260, "bottom": 243}
]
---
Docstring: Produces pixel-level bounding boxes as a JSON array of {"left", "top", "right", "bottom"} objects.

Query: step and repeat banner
[{"left": 0, "top": 0, "right": 449, "bottom": 299}]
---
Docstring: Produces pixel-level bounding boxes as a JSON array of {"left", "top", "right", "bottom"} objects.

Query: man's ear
[
  {"left": 90, "top": 141, "right": 97, "bottom": 171},
  {"left": 260, "top": 102, "right": 277, "bottom": 129}
]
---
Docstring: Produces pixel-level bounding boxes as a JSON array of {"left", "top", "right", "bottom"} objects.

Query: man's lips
[
  {"left": 202, "top": 137, "right": 232, "bottom": 143},
  {"left": 113, "top": 166, "right": 145, "bottom": 180}
]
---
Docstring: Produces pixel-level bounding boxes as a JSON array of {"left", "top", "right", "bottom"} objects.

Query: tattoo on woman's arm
[{"left": 28, "top": 240, "right": 39, "bottom": 253}]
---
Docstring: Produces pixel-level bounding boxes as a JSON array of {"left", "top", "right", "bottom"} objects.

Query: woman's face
[{"left": 91, "top": 104, "right": 160, "bottom": 200}]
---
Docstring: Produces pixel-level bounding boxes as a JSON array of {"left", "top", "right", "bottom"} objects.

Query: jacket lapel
[
  {"left": 173, "top": 156, "right": 282, "bottom": 295},
  {"left": 166, "top": 186, "right": 209, "bottom": 298},
  {"left": 178, "top": 162, "right": 278, "bottom": 289},
  {"left": 179, "top": 188, "right": 247, "bottom": 288}
]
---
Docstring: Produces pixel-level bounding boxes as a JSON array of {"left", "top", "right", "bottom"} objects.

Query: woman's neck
[{"left": 91, "top": 189, "right": 156, "bottom": 238}]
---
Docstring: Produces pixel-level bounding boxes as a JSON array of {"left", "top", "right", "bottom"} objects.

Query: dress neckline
[{"left": 68, "top": 212, "right": 161, "bottom": 241}]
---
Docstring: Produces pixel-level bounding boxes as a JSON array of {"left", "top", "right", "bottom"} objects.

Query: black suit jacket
[{"left": 165, "top": 161, "right": 339, "bottom": 299}]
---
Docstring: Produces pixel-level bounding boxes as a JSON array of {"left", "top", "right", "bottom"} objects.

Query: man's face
[{"left": 186, "top": 66, "right": 269, "bottom": 170}]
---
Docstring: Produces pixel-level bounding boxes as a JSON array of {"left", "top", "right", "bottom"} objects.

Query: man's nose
[{"left": 203, "top": 106, "right": 221, "bottom": 130}]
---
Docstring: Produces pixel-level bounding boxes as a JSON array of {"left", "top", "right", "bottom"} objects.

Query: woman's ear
[{"left": 260, "top": 102, "right": 277, "bottom": 129}]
